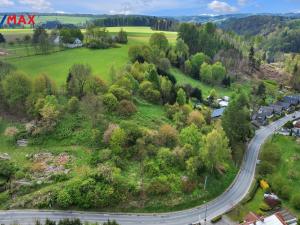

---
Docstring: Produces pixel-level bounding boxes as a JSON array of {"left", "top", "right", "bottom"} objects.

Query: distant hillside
[
  {"left": 219, "top": 15, "right": 288, "bottom": 36},
  {"left": 174, "top": 14, "right": 251, "bottom": 24}
]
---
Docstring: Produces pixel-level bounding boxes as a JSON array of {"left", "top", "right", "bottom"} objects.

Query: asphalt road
[{"left": 1, "top": 112, "right": 299, "bottom": 225}]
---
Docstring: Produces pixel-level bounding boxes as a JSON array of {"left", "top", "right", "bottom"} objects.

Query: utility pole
[
  {"left": 204, "top": 176, "right": 208, "bottom": 190},
  {"left": 204, "top": 203, "right": 208, "bottom": 225}
]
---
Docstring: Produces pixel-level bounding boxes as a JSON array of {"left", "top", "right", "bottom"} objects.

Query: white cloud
[
  {"left": 18, "top": 0, "right": 51, "bottom": 11},
  {"left": 208, "top": 0, "right": 237, "bottom": 13},
  {"left": 0, "top": 0, "right": 14, "bottom": 7}
]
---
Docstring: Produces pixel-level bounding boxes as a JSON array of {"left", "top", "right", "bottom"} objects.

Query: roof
[
  {"left": 241, "top": 213, "right": 287, "bottom": 225},
  {"left": 283, "top": 96, "right": 300, "bottom": 105},
  {"left": 258, "top": 106, "right": 274, "bottom": 117},
  {"left": 276, "top": 101, "right": 291, "bottom": 109},
  {"left": 74, "top": 38, "right": 82, "bottom": 44},
  {"left": 270, "top": 104, "right": 284, "bottom": 113},
  {"left": 211, "top": 108, "right": 225, "bottom": 118},
  {"left": 244, "top": 212, "right": 260, "bottom": 222},
  {"left": 219, "top": 100, "right": 229, "bottom": 107}
]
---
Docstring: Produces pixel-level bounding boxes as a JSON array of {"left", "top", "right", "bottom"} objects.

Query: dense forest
[{"left": 90, "top": 15, "right": 178, "bottom": 31}]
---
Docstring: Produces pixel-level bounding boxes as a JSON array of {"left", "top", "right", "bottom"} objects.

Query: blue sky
[{"left": 0, "top": 0, "right": 300, "bottom": 16}]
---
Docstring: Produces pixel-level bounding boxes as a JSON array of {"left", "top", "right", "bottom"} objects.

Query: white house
[
  {"left": 53, "top": 36, "right": 61, "bottom": 45},
  {"left": 217, "top": 96, "right": 230, "bottom": 108},
  {"left": 63, "top": 38, "right": 83, "bottom": 48}
]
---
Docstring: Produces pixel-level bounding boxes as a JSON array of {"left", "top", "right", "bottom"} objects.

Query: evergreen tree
[
  {"left": 248, "top": 46, "right": 256, "bottom": 72},
  {"left": 222, "top": 92, "right": 251, "bottom": 145},
  {"left": 0, "top": 33, "right": 6, "bottom": 43}
]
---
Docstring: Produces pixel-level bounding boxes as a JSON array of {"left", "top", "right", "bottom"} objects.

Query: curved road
[{"left": 1, "top": 112, "right": 299, "bottom": 225}]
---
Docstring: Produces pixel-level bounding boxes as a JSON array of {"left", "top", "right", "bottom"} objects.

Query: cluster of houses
[{"left": 252, "top": 95, "right": 300, "bottom": 126}]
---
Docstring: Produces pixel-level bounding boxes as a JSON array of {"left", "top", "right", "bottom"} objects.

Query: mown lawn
[{"left": 228, "top": 188, "right": 265, "bottom": 222}]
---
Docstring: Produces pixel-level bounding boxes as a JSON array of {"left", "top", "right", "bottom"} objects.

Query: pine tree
[{"left": 248, "top": 46, "right": 256, "bottom": 72}]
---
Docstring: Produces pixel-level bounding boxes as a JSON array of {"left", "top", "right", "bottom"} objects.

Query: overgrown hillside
[{"left": 0, "top": 25, "right": 252, "bottom": 212}]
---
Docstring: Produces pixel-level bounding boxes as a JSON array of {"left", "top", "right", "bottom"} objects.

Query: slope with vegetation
[{"left": 0, "top": 23, "right": 255, "bottom": 212}]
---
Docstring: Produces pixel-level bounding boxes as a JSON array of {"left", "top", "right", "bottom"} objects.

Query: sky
[{"left": 1, "top": 0, "right": 300, "bottom": 16}]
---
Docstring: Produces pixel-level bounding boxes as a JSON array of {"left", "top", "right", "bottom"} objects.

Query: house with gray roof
[
  {"left": 269, "top": 104, "right": 284, "bottom": 115},
  {"left": 276, "top": 101, "right": 291, "bottom": 111},
  {"left": 211, "top": 108, "right": 225, "bottom": 119},
  {"left": 283, "top": 95, "right": 300, "bottom": 105}
]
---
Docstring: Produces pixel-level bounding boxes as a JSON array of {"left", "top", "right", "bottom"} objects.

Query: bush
[
  {"left": 103, "top": 123, "right": 119, "bottom": 144},
  {"left": 67, "top": 97, "right": 79, "bottom": 113},
  {"left": 187, "top": 111, "right": 205, "bottom": 128},
  {"left": 4, "top": 126, "right": 19, "bottom": 137},
  {"left": 56, "top": 189, "right": 72, "bottom": 208},
  {"left": 181, "top": 177, "right": 197, "bottom": 193},
  {"left": 258, "top": 161, "right": 274, "bottom": 175},
  {"left": 109, "top": 85, "right": 131, "bottom": 101},
  {"left": 144, "top": 88, "right": 161, "bottom": 103},
  {"left": 146, "top": 176, "right": 171, "bottom": 196},
  {"left": 292, "top": 194, "right": 300, "bottom": 210},
  {"left": 158, "top": 124, "right": 178, "bottom": 148},
  {"left": 280, "top": 185, "right": 291, "bottom": 200},
  {"left": 84, "top": 76, "right": 107, "bottom": 95},
  {"left": 0, "top": 161, "right": 16, "bottom": 179},
  {"left": 259, "top": 202, "right": 272, "bottom": 212},
  {"left": 211, "top": 215, "right": 222, "bottom": 223},
  {"left": 117, "top": 100, "right": 137, "bottom": 117},
  {"left": 103, "top": 93, "right": 118, "bottom": 112}
]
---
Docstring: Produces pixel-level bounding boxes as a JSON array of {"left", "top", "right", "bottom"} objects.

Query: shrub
[
  {"left": 211, "top": 216, "right": 222, "bottom": 223},
  {"left": 187, "top": 111, "right": 205, "bottom": 128},
  {"left": 103, "top": 220, "right": 120, "bottom": 225},
  {"left": 56, "top": 190, "right": 72, "bottom": 209},
  {"left": 2, "top": 72, "right": 32, "bottom": 112},
  {"left": 0, "top": 160, "right": 16, "bottom": 179},
  {"left": 259, "top": 202, "right": 272, "bottom": 211},
  {"left": 292, "top": 194, "right": 300, "bottom": 210},
  {"left": 109, "top": 127, "right": 127, "bottom": 154},
  {"left": 67, "top": 97, "right": 79, "bottom": 113},
  {"left": 181, "top": 177, "right": 197, "bottom": 193},
  {"left": 158, "top": 124, "right": 178, "bottom": 148},
  {"left": 103, "top": 123, "right": 119, "bottom": 144},
  {"left": 109, "top": 85, "right": 131, "bottom": 101},
  {"left": 117, "top": 100, "right": 137, "bottom": 117},
  {"left": 103, "top": 93, "right": 118, "bottom": 112},
  {"left": 0, "top": 192, "right": 9, "bottom": 204},
  {"left": 271, "top": 175, "right": 285, "bottom": 194},
  {"left": 4, "top": 126, "right": 19, "bottom": 137},
  {"left": 146, "top": 176, "right": 171, "bottom": 196},
  {"left": 176, "top": 88, "right": 186, "bottom": 106},
  {"left": 258, "top": 161, "right": 274, "bottom": 175},
  {"left": 280, "top": 185, "right": 291, "bottom": 200},
  {"left": 144, "top": 88, "right": 161, "bottom": 103},
  {"left": 84, "top": 76, "right": 107, "bottom": 95}
]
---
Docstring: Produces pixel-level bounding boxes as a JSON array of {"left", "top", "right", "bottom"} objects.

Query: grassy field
[
  {"left": 228, "top": 188, "right": 266, "bottom": 221},
  {"left": 1, "top": 27, "right": 177, "bottom": 85},
  {"left": 171, "top": 68, "right": 236, "bottom": 97},
  {"left": 36, "top": 15, "right": 93, "bottom": 25}
]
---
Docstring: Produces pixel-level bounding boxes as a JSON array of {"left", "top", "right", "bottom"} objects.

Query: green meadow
[
  {"left": 1, "top": 26, "right": 234, "bottom": 98},
  {"left": 2, "top": 27, "right": 177, "bottom": 85}
]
